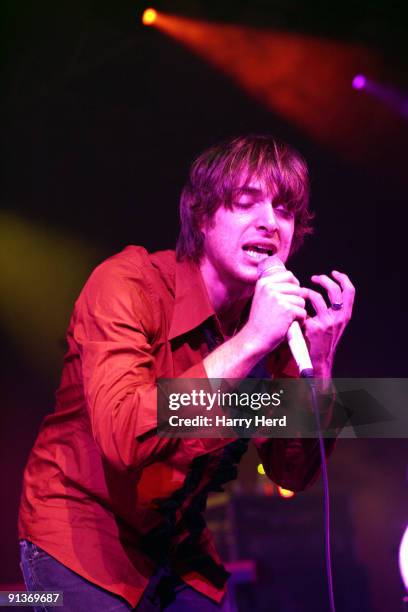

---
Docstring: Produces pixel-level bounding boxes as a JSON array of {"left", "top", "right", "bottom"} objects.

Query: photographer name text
[{"left": 168, "top": 414, "right": 287, "bottom": 429}]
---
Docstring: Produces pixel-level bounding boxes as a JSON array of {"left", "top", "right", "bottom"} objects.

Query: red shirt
[{"left": 19, "top": 246, "right": 331, "bottom": 607}]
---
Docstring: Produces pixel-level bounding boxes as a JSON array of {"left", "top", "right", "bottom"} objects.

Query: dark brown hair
[{"left": 176, "top": 134, "right": 313, "bottom": 261}]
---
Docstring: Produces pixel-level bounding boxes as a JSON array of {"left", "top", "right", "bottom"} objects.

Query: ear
[
  {"left": 199, "top": 211, "right": 217, "bottom": 236},
  {"left": 199, "top": 215, "right": 210, "bottom": 238}
]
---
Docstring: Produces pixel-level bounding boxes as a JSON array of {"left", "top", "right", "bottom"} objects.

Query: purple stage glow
[
  {"left": 352, "top": 74, "right": 366, "bottom": 90},
  {"left": 399, "top": 525, "right": 408, "bottom": 591}
]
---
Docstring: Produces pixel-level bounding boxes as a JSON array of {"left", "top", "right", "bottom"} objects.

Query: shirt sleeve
[
  {"left": 73, "top": 253, "right": 232, "bottom": 472},
  {"left": 253, "top": 437, "right": 336, "bottom": 492}
]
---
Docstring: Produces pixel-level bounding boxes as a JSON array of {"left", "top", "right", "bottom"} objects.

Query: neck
[{"left": 199, "top": 258, "right": 253, "bottom": 335}]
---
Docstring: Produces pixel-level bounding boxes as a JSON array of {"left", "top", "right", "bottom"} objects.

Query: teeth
[
  {"left": 246, "top": 249, "right": 268, "bottom": 259},
  {"left": 244, "top": 245, "right": 273, "bottom": 259}
]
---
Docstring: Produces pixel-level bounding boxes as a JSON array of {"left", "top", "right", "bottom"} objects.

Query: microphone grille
[{"left": 258, "top": 255, "right": 285, "bottom": 278}]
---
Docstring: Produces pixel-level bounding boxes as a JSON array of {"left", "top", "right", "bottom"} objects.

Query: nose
[{"left": 256, "top": 202, "right": 278, "bottom": 233}]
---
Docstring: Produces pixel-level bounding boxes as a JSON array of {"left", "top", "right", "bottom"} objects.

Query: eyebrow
[
  {"left": 236, "top": 187, "right": 264, "bottom": 197},
  {"left": 235, "top": 187, "right": 292, "bottom": 209}
]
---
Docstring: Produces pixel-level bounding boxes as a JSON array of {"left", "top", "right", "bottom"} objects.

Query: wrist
[
  {"left": 234, "top": 326, "right": 269, "bottom": 363},
  {"left": 203, "top": 327, "right": 270, "bottom": 379}
]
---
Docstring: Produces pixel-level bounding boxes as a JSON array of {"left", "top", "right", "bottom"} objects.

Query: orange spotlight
[
  {"left": 278, "top": 486, "right": 295, "bottom": 499},
  {"left": 153, "top": 13, "right": 402, "bottom": 168},
  {"left": 142, "top": 8, "right": 157, "bottom": 26}
]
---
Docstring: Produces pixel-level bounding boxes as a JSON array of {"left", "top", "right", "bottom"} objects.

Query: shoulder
[
  {"left": 93, "top": 245, "right": 175, "bottom": 276},
  {"left": 75, "top": 246, "right": 176, "bottom": 314},
  {"left": 73, "top": 247, "right": 176, "bottom": 337},
  {"left": 84, "top": 246, "right": 176, "bottom": 293}
]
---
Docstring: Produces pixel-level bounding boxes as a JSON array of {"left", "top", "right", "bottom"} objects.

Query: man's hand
[
  {"left": 304, "top": 270, "right": 355, "bottom": 378},
  {"left": 203, "top": 268, "right": 354, "bottom": 381},
  {"left": 243, "top": 269, "right": 309, "bottom": 355}
]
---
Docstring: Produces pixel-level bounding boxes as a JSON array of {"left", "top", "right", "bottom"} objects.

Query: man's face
[{"left": 200, "top": 177, "right": 295, "bottom": 290}]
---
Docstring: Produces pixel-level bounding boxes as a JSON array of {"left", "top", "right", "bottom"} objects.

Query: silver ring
[{"left": 331, "top": 302, "right": 343, "bottom": 311}]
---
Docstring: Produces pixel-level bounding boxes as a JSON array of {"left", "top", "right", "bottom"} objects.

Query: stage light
[
  {"left": 257, "top": 463, "right": 266, "bottom": 476},
  {"left": 262, "top": 482, "right": 274, "bottom": 496},
  {"left": 399, "top": 525, "right": 408, "bottom": 591},
  {"left": 0, "top": 211, "right": 101, "bottom": 375},
  {"left": 142, "top": 8, "right": 157, "bottom": 26},
  {"left": 278, "top": 486, "right": 295, "bottom": 499},
  {"left": 153, "top": 14, "right": 394, "bottom": 165},
  {"left": 352, "top": 74, "right": 367, "bottom": 90}
]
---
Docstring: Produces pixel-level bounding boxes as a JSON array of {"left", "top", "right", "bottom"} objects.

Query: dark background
[{"left": 1, "top": 1, "right": 407, "bottom": 610}]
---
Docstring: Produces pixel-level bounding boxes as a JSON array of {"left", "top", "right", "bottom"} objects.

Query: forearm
[
  {"left": 202, "top": 327, "right": 268, "bottom": 378},
  {"left": 88, "top": 362, "right": 237, "bottom": 471}
]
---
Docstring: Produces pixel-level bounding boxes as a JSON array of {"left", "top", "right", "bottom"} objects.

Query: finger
[
  {"left": 259, "top": 270, "right": 300, "bottom": 285},
  {"left": 331, "top": 271, "right": 356, "bottom": 307},
  {"left": 282, "top": 295, "right": 306, "bottom": 309},
  {"left": 311, "top": 274, "right": 343, "bottom": 308},
  {"left": 305, "top": 288, "right": 329, "bottom": 317},
  {"left": 259, "top": 281, "right": 309, "bottom": 298},
  {"left": 290, "top": 305, "right": 307, "bottom": 323}
]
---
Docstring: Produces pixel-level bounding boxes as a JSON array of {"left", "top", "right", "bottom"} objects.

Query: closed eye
[
  {"left": 274, "top": 205, "right": 294, "bottom": 219},
  {"left": 233, "top": 200, "right": 257, "bottom": 210}
]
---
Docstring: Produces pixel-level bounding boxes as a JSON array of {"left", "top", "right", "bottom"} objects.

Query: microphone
[{"left": 258, "top": 255, "right": 314, "bottom": 377}]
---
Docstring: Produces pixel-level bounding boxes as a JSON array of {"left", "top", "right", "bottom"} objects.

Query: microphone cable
[{"left": 301, "top": 368, "right": 336, "bottom": 612}]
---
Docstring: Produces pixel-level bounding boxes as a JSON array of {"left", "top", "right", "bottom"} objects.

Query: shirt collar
[{"left": 168, "top": 258, "right": 216, "bottom": 341}]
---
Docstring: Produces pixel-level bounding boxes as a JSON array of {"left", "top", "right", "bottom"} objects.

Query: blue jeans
[{"left": 19, "top": 540, "right": 231, "bottom": 611}]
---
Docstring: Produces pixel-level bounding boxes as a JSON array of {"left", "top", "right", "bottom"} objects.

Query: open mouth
[{"left": 242, "top": 244, "right": 276, "bottom": 260}]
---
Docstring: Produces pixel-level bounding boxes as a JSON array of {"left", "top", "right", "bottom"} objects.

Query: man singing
[{"left": 19, "top": 135, "right": 355, "bottom": 610}]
